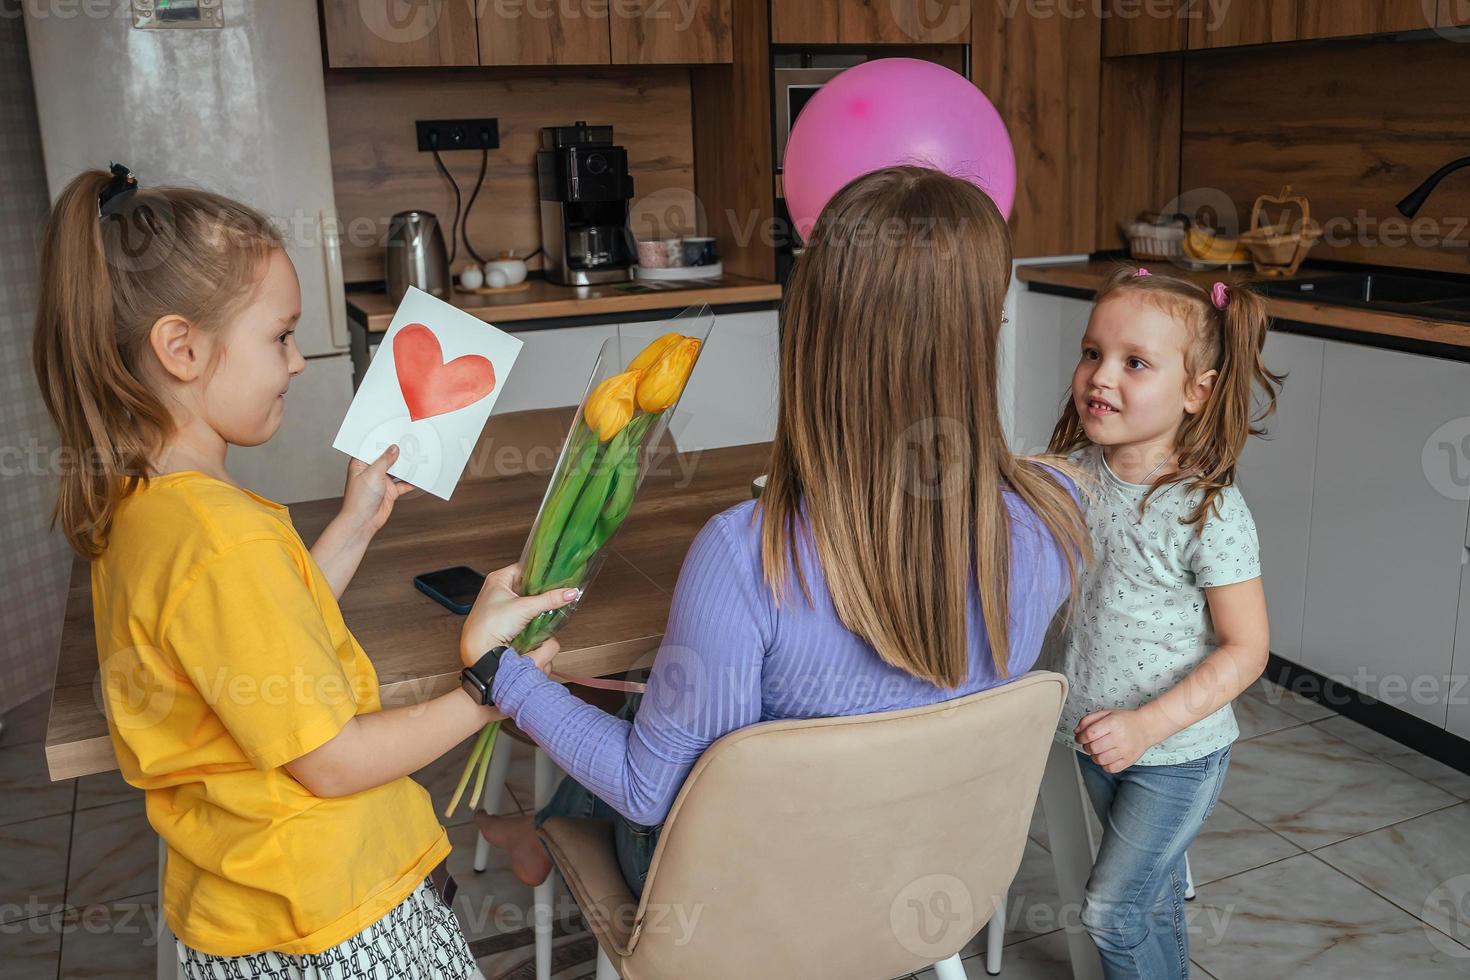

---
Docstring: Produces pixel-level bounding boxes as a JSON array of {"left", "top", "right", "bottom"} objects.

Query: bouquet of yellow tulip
[{"left": 445, "top": 306, "right": 714, "bottom": 817}]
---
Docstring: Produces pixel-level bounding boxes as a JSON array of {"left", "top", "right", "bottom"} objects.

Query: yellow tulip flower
[
  {"left": 628, "top": 332, "right": 684, "bottom": 373},
  {"left": 636, "top": 337, "right": 702, "bottom": 413},
  {"left": 585, "top": 369, "right": 642, "bottom": 442}
]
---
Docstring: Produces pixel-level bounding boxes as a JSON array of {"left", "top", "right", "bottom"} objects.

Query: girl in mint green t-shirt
[{"left": 1045, "top": 267, "right": 1280, "bottom": 980}]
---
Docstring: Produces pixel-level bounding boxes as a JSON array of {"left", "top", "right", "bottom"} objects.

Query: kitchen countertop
[
  {"left": 347, "top": 274, "right": 782, "bottom": 335},
  {"left": 1018, "top": 259, "right": 1470, "bottom": 353}
]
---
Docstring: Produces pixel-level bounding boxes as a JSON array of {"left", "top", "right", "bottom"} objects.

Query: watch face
[{"left": 462, "top": 673, "right": 488, "bottom": 705}]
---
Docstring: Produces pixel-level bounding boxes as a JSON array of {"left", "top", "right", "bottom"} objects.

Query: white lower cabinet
[
  {"left": 1007, "top": 290, "right": 1091, "bottom": 455},
  {"left": 1450, "top": 555, "right": 1470, "bottom": 741},
  {"left": 492, "top": 309, "right": 781, "bottom": 452},
  {"left": 1299, "top": 340, "right": 1470, "bottom": 726},
  {"left": 1234, "top": 333, "right": 1325, "bottom": 662}
]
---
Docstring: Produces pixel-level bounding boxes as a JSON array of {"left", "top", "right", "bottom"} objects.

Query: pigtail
[{"left": 1175, "top": 283, "right": 1283, "bottom": 528}]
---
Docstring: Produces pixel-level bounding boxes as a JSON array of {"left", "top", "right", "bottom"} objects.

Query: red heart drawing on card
[{"left": 393, "top": 322, "right": 496, "bottom": 421}]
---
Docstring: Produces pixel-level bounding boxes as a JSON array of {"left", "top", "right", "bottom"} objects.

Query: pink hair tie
[
  {"left": 1134, "top": 268, "right": 1152, "bottom": 278},
  {"left": 1211, "top": 281, "right": 1230, "bottom": 310}
]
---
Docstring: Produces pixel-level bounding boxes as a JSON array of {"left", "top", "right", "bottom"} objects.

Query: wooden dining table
[{"left": 44, "top": 437, "right": 1103, "bottom": 980}]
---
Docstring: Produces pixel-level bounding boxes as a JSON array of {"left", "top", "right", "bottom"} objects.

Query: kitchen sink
[{"left": 1260, "top": 271, "right": 1470, "bottom": 323}]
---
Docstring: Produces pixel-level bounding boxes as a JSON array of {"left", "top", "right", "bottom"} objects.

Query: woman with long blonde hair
[{"left": 474, "top": 166, "right": 1091, "bottom": 894}]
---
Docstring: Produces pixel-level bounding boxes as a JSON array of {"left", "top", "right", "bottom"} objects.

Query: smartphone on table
[{"left": 413, "top": 566, "right": 486, "bottom": 615}]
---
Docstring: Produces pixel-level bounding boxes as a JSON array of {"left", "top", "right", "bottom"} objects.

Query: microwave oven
[{"left": 774, "top": 67, "right": 849, "bottom": 171}]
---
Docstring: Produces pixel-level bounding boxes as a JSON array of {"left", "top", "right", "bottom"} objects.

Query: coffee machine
[{"left": 537, "top": 122, "right": 636, "bottom": 286}]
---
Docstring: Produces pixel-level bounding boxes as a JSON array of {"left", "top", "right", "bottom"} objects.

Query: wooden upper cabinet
[
  {"left": 1297, "top": 0, "right": 1431, "bottom": 39},
  {"left": 478, "top": 2, "right": 610, "bottom": 65},
  {"left": 320, "top": 0, "right": 479, "bottom": 68},
  {"left": 610, "top": 0, "right": 733, "bottom": 63},
  {"left": 1102, "top": 0, "right": 1188, "bottom": 55},
  {"left": 1441, "top": 0, "right": 1470, "bottom": 26},
  {"left": 1189, "top": 0, "right": 1298, "bottom": 48},
  {"left": 772, "top": 0, "right": 973, "bottom": 44}
]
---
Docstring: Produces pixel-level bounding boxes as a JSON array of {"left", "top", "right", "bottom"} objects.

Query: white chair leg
[
  {"left": 157, "top": 835, "right": 179, "bottom": 979},
  {"left": 595, "top": 946, "right": 620, "bottom": 979},
  {"left": 986, "top": 896, "right": 1005, "bottom": 975},
  {"left": 472, "top": 735, "right": 515, "bottom": 872},
  {"left": 1183, "top": 853, "right": 1195, "bottom": 901},
  {"left": 533, "top": 748, "right": 559, "bottom": 980},
  {"left": 932, "top": 952, "right": 969, "bottom": 980}
]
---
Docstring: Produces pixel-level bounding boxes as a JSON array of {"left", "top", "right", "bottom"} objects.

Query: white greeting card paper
[{"left": 332, "top": 287, "right": 522, "bottom": 500}]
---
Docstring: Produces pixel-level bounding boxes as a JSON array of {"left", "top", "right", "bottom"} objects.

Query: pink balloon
[{"left": 782, "top": 58, "right": 1016, "bottom": 240}]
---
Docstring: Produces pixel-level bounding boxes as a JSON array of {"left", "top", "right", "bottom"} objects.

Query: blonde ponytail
[{"left": 31, "top": 169, "right": 282, "bottom": 558}]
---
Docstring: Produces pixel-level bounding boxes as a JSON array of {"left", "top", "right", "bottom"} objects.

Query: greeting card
[{"left": 333, "top": 287, "right": 522, "bottom": 499}]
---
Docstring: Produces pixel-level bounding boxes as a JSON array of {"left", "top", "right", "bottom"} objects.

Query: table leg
[
  {"left": 157, "top": 835, "right": 178, "bottom": 979},
  {"left": 1038, "top": 742, "right": 1104, "bottom": 980}
]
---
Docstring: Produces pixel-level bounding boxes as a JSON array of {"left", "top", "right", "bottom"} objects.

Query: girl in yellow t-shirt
[{"left": 32, "top": 166, "right": 575, "bottom": 978}]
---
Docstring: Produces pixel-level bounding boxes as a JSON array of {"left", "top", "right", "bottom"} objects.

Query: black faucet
[{"left": 1397, "top": 156, "right": 1470, "bottom": 218}]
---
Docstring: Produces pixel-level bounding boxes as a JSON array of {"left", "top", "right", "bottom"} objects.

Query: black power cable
[
  {"left": 461, "top": 142, "right": 490, "bottom": 266},
  {"left": 428, "top": 131, "right": 462, "bottom": 268}
]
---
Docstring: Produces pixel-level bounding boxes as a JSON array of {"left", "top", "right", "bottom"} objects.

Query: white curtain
[{"left": 0, "top": 16, "right": 70, "bottom": 716}]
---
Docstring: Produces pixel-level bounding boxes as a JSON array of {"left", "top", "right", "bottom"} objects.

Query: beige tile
[
  {"left": 1314, "top": 715, "right": 1470, "bottom": 800},
  {"left": 66, "top": 797, "right": 157, "bottom": 909},
  {"left": 1316, "top": 802, "right": 1470, "bottom": 950},
  {"left": 57, "top": 893, "right": 165, "bottom": 980},
  {"left": 0, "top": 813, "right": 71, "bottom": 923},
  {"left": 0, "top": 906, "right": 65, "bottom": 980},
  {"left": 0, "top": 740, "right": 75, "bottom": 826},
  {"left": 1232, "top": 693, "right": 1308, "bottom": 741},
  {"left": 1246, "top": 678, "right": 1340, "bottom": 723},
  {"left": 1220, "top": 724, "right": 1458, "bottom": 849},
  {"left": 1188, "top": 801, "right": 1302, "bottom": 887},
  {"left": 1189, "top": 853, "right": 1470, "bottom": 978}
]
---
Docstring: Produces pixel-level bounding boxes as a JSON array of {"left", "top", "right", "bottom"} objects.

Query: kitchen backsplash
[
  {"left": 325, "top": 67, "right": 698, "bottom": 283},
  {"left": 1181, "top": 37, "right": 1470, "bottom": 275}
]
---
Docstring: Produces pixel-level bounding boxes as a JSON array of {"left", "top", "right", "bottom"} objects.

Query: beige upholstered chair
[{"left": 539, "top": 671, "right": 1068, "bottom": 980}]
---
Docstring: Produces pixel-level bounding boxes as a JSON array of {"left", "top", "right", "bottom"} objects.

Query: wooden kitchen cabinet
[
  {"left": 477, "top": 0, "right": 610, "bottom": 65},
  {"left": 1188, "top": 0, "right": 1298, "bottom": 48},
  {"left": 1299, "top": 340, "right": 1470, "bottom": 727},
  {"left": 771, "top": 0, "right": 973, "bottom": 44},
  {"left": 975, "top": 0, "right": 1102, "bottom": 258},
  {"left": 1102, "top": 0, "right": 1188, "bottom": 55},
  {"left": 1297, "top": 0, "right": 1431, "bottom": 39},
  {"left": 1233, "top": 333, "right": 1323, "bottom": 662},
  {"left": 611, "top": 0, "right": 733, "bottom": 63},
  {"left": 320, "top": 0, "right": 479, "bottom": 68},
  {"left": 1441, "top": 0, "right": 1470, "bottom": 26}
]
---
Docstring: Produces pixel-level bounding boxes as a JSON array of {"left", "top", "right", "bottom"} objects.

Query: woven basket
[
  {"left": 1239, "top": 187, "right": 1320, "bottom": 277},
  {"left": 1123, "top": 216, "right": 1187, "bottom": 262}
]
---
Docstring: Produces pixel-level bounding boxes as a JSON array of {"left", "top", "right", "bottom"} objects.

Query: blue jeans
[
  {"left": 1076, "top": 745, "right": 1231, "bottom": 980},
  {"left": 533, "top": 695, "right": 661, "bottom": 898}
]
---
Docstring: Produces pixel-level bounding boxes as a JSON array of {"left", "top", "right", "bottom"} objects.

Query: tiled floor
[{"left": 3, "top": 679, "right": 1468, "bottom": 979}]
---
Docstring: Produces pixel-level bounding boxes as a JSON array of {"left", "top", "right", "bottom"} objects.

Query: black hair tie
[{"left": 98, "top": 162, "right": 139, "bottom": 219}]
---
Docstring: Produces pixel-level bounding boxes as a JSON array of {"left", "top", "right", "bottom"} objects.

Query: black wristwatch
[{"left": 461, "top": 646, "right": 511, "bottom": 706}]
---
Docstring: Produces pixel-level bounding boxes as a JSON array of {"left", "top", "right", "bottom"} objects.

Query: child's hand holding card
[{"left": 333, "top": 287, "right": 522, "bottom": 500}]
